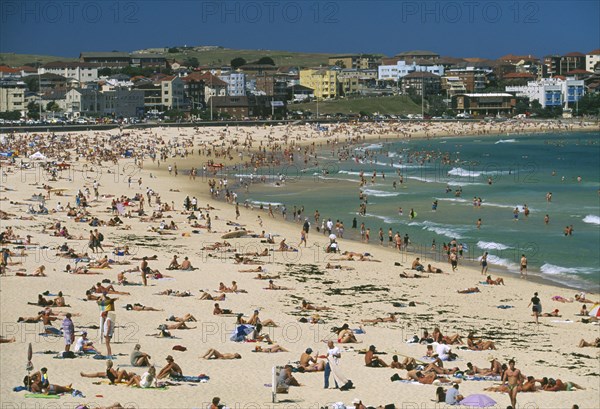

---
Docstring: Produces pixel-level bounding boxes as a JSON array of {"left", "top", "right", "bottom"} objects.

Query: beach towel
[
  {"left": 328, "top": 356, "right": 350, "bottom": 388},
  {"left": 25, "top": 394, "right": 60, "bottom": 399},
  {"left": 496, "top": 305, "right": 514, "bottom": 309},
  {"left": 170, "top": 375, "right": 210, "bottom": 383},
  {"left": 93, "top": 354, "right": 117, "bottom": 360}
]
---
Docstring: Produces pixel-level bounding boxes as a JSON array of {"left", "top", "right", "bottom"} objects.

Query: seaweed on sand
[{"left": 324, "top": 284, "right": 390, "bottom": 296}]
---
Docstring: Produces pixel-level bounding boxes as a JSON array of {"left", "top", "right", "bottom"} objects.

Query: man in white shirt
[
  {"left": 436, "top": 340, "right": 452, "bottom": 361},
  {"left": 74, "top": 331, "right": 94, "bottom": 353},
  {"left": 324, "top": 340, "right": 340, "bottom": 389}
]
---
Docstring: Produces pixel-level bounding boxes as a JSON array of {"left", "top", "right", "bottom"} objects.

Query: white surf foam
[
  {"left": 582, "top": 215, "right": 600, "bottom": 225},
  {"left": 477, "top": 241, "right": 511, "bottom": 251}
]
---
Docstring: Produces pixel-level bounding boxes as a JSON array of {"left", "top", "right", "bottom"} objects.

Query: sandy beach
[{"left": 1, "top": 120, "right": 599, "bottom": 409}]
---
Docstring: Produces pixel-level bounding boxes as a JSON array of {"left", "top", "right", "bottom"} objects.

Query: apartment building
[
  {"left": 0, "top": 79, "right": 26, "bottom": 113},
  {"left": 40, "top": 62, "right": 99, "bottom": 83},
  {"left": 328, "top": 54, "right": 381, "bottom": 70},
  {"left": 299, "top": 68, "right": 339, "bottom": 99},
  {"left": 64, "top": 87, "right": 144, "bottom": 117},
  {"left": 219, "top": 72, "right": 246, "bottom": 96},
  {"left": 158, "top": 76, "right": 185, "bottom": 110},
  {"left": 378, "top": 60, "right": 444, "bottom": 82},
  {"left": 402, "top": 72, "right": 441, "bottom": 96},
  {"left": 586, "top": 49, "right": 600, "bottom": 73},
  {"left": 506, "top": 77, "right": 585, "bottom": 108}
]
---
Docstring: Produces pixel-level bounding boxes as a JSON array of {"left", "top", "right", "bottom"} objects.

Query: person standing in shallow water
[{"left": 520, "top": 254, "right": 527, "bottom": 278}]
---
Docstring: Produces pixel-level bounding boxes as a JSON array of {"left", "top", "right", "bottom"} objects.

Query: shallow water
[{"left": 233, "top": 132, "right": 600, "bottom": 290}]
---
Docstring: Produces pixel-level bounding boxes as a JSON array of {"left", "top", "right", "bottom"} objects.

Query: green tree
[
  {"left": 0, "top": 111, "right": 22, "bottom": 120},
  {"left": 334, "top": 60, "right": 346, "bottom": 68},
  {"left": 46, "top": 101, "right": 61, "bottom": 113},
  {"left": 256, "top": 57, "right": 275, "bottom": 66},
  {"left": 514, "top": 99, "right": 529, "bottom": 115},
  {"left": 231, "top": 57, "right": 247, "bottom": 69},
  {"left": 168, "top": 47, "right": 179, "bottom": 53},
  {"left": 98, "top": 67, "right": 112, "bottom": 77},
  {"left": 183, "top": 57, "right": 199, "bottom": 68},
  {"left": 24, "top": 76, "right": 39, "bottom": 92},
  {"left": 574, "top": 93, "right": 600, "bottom": 116},
  {"left": 27, "top": 102, "right": 41, "bottom": 119}
]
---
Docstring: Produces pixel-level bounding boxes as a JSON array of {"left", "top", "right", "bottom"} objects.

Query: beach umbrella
[
  {"left": 588, "top": 304, "right": 600, "bottom": 318},
  {"left": 460, "top": 394, "right": 496, "bottom": 407}
]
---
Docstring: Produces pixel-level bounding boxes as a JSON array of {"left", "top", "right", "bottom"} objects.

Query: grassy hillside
[
  {"left": 0, "top": 48, "right": 333, "bottom": 68},
  {"left": 0, "top": 53, "right": 77, "bottom": 66},
  {"left": 293, "top": 95, "right": 422, "bottom": 115},
  {"left": 170, "top": 48, "right": 332, "bottom": 67}
]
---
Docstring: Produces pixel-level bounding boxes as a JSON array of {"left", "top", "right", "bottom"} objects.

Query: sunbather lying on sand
[
  {"left": 254, "top": 273, "right": 279, "bottom": 280},
  {"left": 167, "top": 313, "right": 197, "bottom": 322},
  {"left": 361, "top": 313, "right": 396, "bottom": 324},
  {"left": 301, "top": 300, "right": 333, "bottom": 311},
  {"left": 486, "top": 275, "right": 505, "bottom": 285},
  {"left": 199, "top": 291, "right": 226, "bottom": 301},
  {"left": 253, "top": 344, "right": 288, "bottom": 353},
  {"left": 156, "top": 289, "right": 192, "bottom": 297},
  {"left": 201, "top": 349, "right": 242, "bottom": 359},
  {"left": 266, "top": 280, "right": 293, "bottom": 290},
  {"left": 457, "top": 287, "right": 480, "bottom": 294}
]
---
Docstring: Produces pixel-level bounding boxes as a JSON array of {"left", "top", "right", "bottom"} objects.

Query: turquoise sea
[{"left": 224, "top": 131, "right": 600, "bottom": 290}]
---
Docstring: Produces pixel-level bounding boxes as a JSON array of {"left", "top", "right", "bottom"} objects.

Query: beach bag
[{"left": 98, "top": 233, "right": 104, "bottom": 242}]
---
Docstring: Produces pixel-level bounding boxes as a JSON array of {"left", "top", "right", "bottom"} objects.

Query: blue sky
[{"left": 1, "top": 0, "right": 598, "bottom": 59}]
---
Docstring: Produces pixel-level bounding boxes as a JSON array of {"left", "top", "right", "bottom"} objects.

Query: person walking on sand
[
  {"left": 520, "top": 254, "right": 527, "bottom": 278},
  {"left": 299, "top": 229, "right": 307, "bottom": 247},
  {"left": 140, "top": 256, "right": 149, "bottom": 286},
  {"left": 528, "top": 292, "right": 541, "bottom": 325},
  {"left": 102, "top": 311, "right": 114, "bottom": 357},
  {"left": 324, "top": 340, "right": 340, "bottom": 389},
  {"left": 61, "top": 313, "right": 74, "bottom": 354},
  {"left": 502, "top": 359, "right": 524, "bottom": 408},
  {"left": 480, "top": 252, "right": 488, "bottom": 275}
]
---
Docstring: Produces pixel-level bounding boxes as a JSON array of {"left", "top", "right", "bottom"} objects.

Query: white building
[
  {"left": 506, "top": 77, "right": 585, "bottom": 108},
  {"left": 219, "top": 72, "right": 246, "bottom": 96},
  {"left": 40, "top": 62, "right": 99, "bottom": 83},
  {"left": 378, "top": 60, "right": 444, "bottom": 81},
  {"left": 0, "top": 79, "right": 26, "bottom": 114},
  {"left": 65, "top": 87, "right": 144, "bottom": 117},
  {"left": 586, "top": 49, "right": 600, "bottom": 73}
]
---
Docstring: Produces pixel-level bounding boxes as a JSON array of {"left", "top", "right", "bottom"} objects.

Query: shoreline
[{"left": 148, "top": 127, "right": 599, "bottom": 294}]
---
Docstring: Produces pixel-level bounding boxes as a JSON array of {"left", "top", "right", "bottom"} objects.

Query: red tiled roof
[
  {"left": 587, "top": 49, "right": 600, "bottom": 56},
  {"left": 554, "top": 75, "right": 567, "bottom": 80},
  {"left": 564, "top": 52, "right": 584, "bottom": 57},
  {"left": 18, "top": 66, "right": 37, "bottom": 72},
  {"left": 190, "top": 72, "right": 227, "bottom": 86},
  {"left": 498, "top": 54, "right": 538, "bottom": 63},
  {"left": 0, "top": 65, "right": 20, "bottom": 73},
  {"left": 566, "top": 69, "right": 593, "bottom": 75}
]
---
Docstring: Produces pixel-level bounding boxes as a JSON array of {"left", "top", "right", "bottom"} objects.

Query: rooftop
[
  {"left": 403, "top": 71, "right": 441, "bottom": 79},
  {"left": 463, "top": 93, "right": 513, "bottom": 97}
]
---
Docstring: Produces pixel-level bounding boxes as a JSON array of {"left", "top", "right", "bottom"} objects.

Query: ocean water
[{"left": 227, "top": 132, "right": 600, "bottom": 290}]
